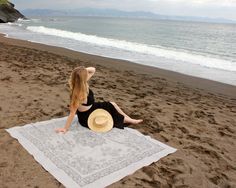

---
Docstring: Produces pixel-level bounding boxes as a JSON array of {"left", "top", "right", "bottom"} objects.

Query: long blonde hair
[{"left": 68, "top": 66, "right": 88, "bottom": 109}]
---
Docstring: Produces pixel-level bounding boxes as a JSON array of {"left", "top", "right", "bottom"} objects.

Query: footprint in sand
[
  {"left": 178, "top": 126, "right": 189, "bottom": 134},
  {"left": 194, "top": 110, "right": 217, "bottom": 124},
  {"left": 1, "top": 76, "right": 11, "bottom": 81},
  {"left": 186, "top": 134, "right": 200, "bottom": 141},
  {"left": 0, "top": 162, "right": 8, "bottom": 168}
]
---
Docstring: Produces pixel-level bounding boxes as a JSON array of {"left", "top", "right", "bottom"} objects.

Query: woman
[{"left": 55, "top": 66, "right": 143, "bottom": 134}]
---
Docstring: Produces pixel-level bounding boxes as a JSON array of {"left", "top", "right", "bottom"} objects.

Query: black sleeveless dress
[{"left": 76, "top": 89, "right": 125, "bottom": 129}]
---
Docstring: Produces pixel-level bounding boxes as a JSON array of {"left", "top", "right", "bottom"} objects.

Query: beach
[{"left": 0, "top": 33, "right": 236, "bottom": 188}]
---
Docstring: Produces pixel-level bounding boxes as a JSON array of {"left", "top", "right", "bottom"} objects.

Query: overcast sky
[{"left": 11, "top": 0, "right": 236, "bottom": 21}]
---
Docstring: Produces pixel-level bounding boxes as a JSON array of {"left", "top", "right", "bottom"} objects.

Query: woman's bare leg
[
  {"left": 110, "top": 102, "right": 131, "bottom": 118},
  {"left": 110, "top": 102, "right": 143, "bottom": 124}
]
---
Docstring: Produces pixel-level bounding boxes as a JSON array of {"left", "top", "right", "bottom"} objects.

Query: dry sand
[{"left": 0, "top": 34, "right": 236, "bottom": 188}]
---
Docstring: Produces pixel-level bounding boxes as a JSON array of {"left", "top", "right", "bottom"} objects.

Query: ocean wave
[
  {"left": 26, "top": 26, "right": 236, "bottom": 72},
  {"left": 17, "top": 18, "right": 40, "bottom": 23},
  {"left": 7, "top": 22, "right": 22, "bottom": 27},
  {"left": 17, "top": 18, "right": 30, "bottom": 22}
]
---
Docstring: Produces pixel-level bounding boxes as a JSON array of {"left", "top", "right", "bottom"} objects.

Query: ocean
[{"left": 0, "top": 16, "right": 236, "bottom": 86}]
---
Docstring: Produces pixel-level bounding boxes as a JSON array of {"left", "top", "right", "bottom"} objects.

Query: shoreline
[
  {"left": 1, "top": 32, "right": 236, "bottom": 188},
  {"left": 1, "top": 33, "right": 236, "bottom": 99}
]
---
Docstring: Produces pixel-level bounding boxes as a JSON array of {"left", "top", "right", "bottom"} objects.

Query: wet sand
[{"left": 0, "top": 34, "right": 236, "bottom": 188}]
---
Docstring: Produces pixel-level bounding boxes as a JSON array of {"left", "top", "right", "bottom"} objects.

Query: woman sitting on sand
[{"left": 55, "top": 66, "right": 143, "bottom": 133}]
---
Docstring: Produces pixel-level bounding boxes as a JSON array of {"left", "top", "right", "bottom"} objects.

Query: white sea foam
[
  {"left": 26, "top": 26, "right": 235, "bottom": 72},
  {"left": 7, "top": 22, "right": 22, "bottom": 27},
  {"left": 17, "top": 18, "right": 39, "bottom": 23},
  {"left": 1, "top": 23, "right": 235, "bottom": 86},
  {"left": 17, "top": 18, "right": 29, "bottom": 22}
]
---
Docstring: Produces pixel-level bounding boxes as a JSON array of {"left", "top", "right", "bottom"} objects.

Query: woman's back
[
  {"left": 77, "top": 89, "right": 94, "bottom": 112},
  {"left": 82, "top": 89, "right": 94, "bottom": 106}
]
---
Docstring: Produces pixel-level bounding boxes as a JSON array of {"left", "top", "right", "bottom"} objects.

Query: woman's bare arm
[
  {"left": 64, "top": 107, "right": 77, "bottom": 130},
  {"left": 55, "top": 105, "right": 77, "bottom": 133},
  {"left": 86, "top": 67, "right": 96, "bottom": 81}
]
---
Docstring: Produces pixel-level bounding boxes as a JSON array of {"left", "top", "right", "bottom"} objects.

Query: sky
[{"left": 11, "top": 0, "right": 236, "bottom": 21}]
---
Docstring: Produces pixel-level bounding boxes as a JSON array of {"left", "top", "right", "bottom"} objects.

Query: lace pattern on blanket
[{"left": 18, "top": 119, "right": 165, "bottom": 186}]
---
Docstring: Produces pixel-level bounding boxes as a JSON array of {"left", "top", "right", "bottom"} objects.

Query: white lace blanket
[{"left": 6, "top": 116, "right": 176, "bottom": 188}]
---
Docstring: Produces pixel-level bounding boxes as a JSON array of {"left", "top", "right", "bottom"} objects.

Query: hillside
[{"left": 0, "top": 0, "right": 25, "bottom": 23}]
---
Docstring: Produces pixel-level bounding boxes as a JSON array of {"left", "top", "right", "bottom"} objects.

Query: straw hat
[{"left": 88, "top": 109, "right": 114, "bottom": 132}]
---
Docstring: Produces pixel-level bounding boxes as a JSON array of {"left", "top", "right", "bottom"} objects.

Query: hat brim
[{"left": 88, "top": 109, "right": 114, "bottom": 133}]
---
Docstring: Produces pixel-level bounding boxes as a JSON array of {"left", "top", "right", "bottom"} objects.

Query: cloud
[
  {"left": 193, "top": 0, "right": 236, "bottom": 7},
  {"left": 148, "top": 0, "right": 236, "bottom": 7},
  {"left": 11, "top": 0, "right": 236, "bottom": 20},
  {"left": 11, "top": 0, "right": 236, "bottom": 9}
]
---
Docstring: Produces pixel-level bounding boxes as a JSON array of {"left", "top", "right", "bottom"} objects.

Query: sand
[{"left": 0, "top": 34, "right": 236, "bottom": 188}]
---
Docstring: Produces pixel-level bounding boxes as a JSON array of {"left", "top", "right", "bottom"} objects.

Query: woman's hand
[
  {"left": 86, "top": 67, "right": 96, "bottom": 81},
  {"left": 55, "top": 127, "right": 68, "bottom": 134}
]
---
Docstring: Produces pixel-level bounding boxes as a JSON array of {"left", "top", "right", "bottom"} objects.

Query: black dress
[{"left": 76, "top": 89, "right": 125, "bottom": 129}]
